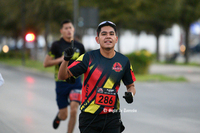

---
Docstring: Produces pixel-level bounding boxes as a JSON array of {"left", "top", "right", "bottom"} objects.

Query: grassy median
[{"left": 0, "top": 58, "right": 187, "bottom": 82}]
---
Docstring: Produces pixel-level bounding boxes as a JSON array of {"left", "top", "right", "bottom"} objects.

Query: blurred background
[{"left": 0, "top": 0, "right": 200, "bottom": 66}]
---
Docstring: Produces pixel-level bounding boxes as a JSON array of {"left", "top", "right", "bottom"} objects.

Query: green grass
[
  {"left": 174, "top": 62, "right": 200, "bottom": 67},
  {"left": 156, "top": 61, "right": 200, "bottom": 67},
  {"left": 0, "top": 58, "right": 54, "bottom": 73},
  {"left": 135, "top": 74, "right": 187, "bottom": 82},
  {"left": 0, "top": 58, "right": 187, "bottom": 82}
]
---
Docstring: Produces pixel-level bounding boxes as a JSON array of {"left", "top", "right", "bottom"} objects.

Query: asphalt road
[{"left": 0, "top": 64, "right": 200, "bottom": 133}]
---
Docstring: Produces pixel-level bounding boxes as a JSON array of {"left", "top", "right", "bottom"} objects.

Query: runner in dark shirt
[{"left": 43, "top": 19, "right": 85, "bottom": 133}]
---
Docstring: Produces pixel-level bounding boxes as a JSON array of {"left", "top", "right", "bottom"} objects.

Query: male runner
[
  {"left": 43, "top": 19, "right": 85, "bottom": 133},
  {"left": 58, "top": 21, "right": 136, "bottom": 133}
]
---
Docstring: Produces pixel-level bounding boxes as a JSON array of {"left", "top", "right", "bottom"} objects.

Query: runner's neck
[
  {"left": 63, "top": 37, "right": 73, "bottom": 43},
  {"left": 100, "top": 48, "right": 116, "bottom": 59}
]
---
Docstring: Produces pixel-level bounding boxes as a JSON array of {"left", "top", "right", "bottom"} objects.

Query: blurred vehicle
[{"left": 190, "top": 43, "right": 200, "bottom": 53}]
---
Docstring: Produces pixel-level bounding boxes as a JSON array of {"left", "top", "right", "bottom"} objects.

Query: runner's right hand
[{"left": 64, "top": 47, "right": 74, "bottom": 61}]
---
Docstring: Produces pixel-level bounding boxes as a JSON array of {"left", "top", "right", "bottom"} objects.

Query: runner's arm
[
  {"left": 43, "top": 55, "right": 64, "bottom": 67},
  {"left": 126, "top": 82, "right": 136, "bottom": 96},
  {"left": 58, "top": 60, "right": 73, "bottom": 80}
]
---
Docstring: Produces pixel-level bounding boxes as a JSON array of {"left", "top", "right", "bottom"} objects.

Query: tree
[
  {"left": 0, "top": 0, "right": 74, "bottom": 53},
  {"left": 81, "top": 0, "right": 177, "bottom": 61},
  {"left": 88, "top": 0, "right": 138, "bottom": 52},
  {"left": 176, "top": 0, "right": 200, "bottom": 64},
  {"left": 132, "top": 0, "right": 177, "bottom": 62},
  {"left": 0, "top": 0, "right": 22, "bottom": 48},
  {"left": 26, "top": 0, "right": 73, "bottom": 52}
]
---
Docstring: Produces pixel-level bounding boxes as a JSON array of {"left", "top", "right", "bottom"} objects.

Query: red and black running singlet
[{"left": 68, "top": 49, "right": 136, "bottom": 114}]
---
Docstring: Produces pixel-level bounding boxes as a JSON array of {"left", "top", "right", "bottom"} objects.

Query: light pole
[
  {"left": 73, "top": 0, "right": 79, "bottom": 32},
  {"left": 21, "top": 0, "right": 26, "bottom": 66}
]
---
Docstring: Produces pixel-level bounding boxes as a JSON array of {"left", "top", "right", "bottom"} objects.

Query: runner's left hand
[{"left": 123, "top": 92, "right": 133, "bottom": 103}]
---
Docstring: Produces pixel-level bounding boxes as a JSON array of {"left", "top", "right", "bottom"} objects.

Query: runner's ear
[{"left": 95, "top": 36, "right": 100, "bottom": 44}]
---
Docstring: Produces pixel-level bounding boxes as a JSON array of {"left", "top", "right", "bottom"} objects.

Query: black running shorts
[{"left": 79, "top": 111, "right": 121, "bottom": 133}]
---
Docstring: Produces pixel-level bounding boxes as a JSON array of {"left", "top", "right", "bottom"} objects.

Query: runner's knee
[
  {"left": 70, "top": 108, "right": 78, "bottom": 117},
  {"left": 59, "top": 112, "right": 68, "bottom": 120}
]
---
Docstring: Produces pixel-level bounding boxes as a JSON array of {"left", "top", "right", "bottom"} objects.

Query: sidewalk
[{"left": 149, "top": 64, "right": 200, "bottom": 83}]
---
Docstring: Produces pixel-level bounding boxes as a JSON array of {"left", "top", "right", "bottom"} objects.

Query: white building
[{"left": 82, "top": 24, "right": 182, "bottom": 56}]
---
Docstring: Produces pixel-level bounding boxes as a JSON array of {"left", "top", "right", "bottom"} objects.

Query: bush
[
  {"left": 126, "top": 50, "right": 154, "bottom": 74},
  {"left": 0, "top": 50, "right": 30, "bottom": 59}
]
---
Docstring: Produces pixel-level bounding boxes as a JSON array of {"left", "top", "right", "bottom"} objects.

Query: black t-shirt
[
  {"left": 48, "top": 38, "right": 85, "bottom": 81},
  {"left": 68, "top": 49, "right": 136, "bottom": 114}
]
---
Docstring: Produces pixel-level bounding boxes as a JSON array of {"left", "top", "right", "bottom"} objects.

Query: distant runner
[{"left": 43, "top": 19, "right": 85, "bottom": 133}]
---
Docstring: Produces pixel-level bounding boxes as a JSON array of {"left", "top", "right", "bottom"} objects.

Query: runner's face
[
  {"left": 95, "top": 26, "right": 118, "bottom": 50},
  {"left": 60, "top": 23, "right": 74, "bottom": 40}
]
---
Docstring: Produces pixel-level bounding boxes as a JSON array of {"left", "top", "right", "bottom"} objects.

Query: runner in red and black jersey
[{"left": 58, "top": 21, "right": 136, "bottom": 133}]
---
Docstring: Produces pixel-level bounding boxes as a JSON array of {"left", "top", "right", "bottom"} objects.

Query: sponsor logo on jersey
[
  {"left": 112, "top": 62, "right": 122, "bottom": 72},
  {"left": 98, "top": 88, "right": 103, "bottom": 93}
]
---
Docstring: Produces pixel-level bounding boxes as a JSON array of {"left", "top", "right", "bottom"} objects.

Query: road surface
[{"left": 0, "top": 64, "right": 200, "bottom": 133}]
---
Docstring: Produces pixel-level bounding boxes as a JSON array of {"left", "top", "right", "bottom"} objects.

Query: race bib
[
  {"left": 69, "top": 89, "right": 81, "bottom": 102},
  {"left": 95, "top": 87, "right": 116, "bottom": 107}
]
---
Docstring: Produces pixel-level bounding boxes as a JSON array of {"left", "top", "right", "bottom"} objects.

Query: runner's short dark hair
[{"left": 60, "top": 19, "right": 72, "bottom": 28}]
